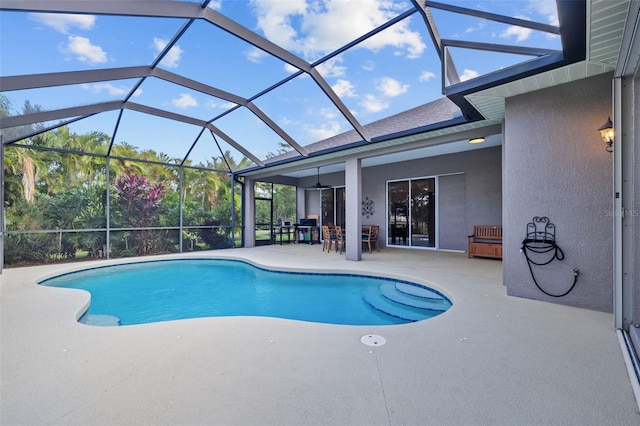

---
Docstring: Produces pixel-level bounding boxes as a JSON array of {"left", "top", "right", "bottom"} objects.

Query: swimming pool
[{"left": 40, "top": 259, "right": 452, "bottom": 326}]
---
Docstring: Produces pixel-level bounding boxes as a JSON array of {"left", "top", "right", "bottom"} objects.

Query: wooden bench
[{"left": 468, "top": 225, "right": 502, "bottom": 259}]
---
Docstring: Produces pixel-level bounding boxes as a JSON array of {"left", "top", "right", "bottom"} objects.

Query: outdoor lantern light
[
  {"left": 469, "top": 137, "right": 485, "bottom": 144},
  {"left": 598, "top": 117, "right": 614, "bottom": 153}
]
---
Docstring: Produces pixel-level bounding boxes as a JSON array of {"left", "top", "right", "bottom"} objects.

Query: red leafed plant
[
  {"left": 113, "top": 174, "right": 166, "bottom": 255},
  {"left": 113, "top": 174, "right": 165, "bottom": 227}
]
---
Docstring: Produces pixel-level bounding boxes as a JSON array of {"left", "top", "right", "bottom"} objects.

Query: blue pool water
[{"left": 40, "top": 259, "right": 451, "bottom": 326}]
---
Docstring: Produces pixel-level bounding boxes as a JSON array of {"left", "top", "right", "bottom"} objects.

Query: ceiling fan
[{"left": 309, "top": 167, "right": 331, "bottom": 190}]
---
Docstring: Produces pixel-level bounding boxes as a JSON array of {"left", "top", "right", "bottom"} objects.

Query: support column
[
  {"left": 296, "top": 186, "right": 306, "bottom": 223},
  {"left": 231, "top": 173, "right": 236, "bottom": 248},
  {"left": 244, "top": 178, "right": 256, "bottom": 247},
  {"left": 105, "top": 157, "right": 110, "bottom": 259},
  {"left": 178, "top": 166, "right": 184, "bottom": 253},
  {"left": 345, "top": 157, "right": 362, "bottom": 261}
]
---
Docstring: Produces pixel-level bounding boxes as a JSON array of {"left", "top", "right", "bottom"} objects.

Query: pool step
[
  {"left": 364, "top": 281, "right": 451, "bottom": 322},
  {"left": 364, "top": 292, "right": 439, "bottom": 322},
  {"left": 394, "top": 282, "right": 443, "bottom": 300},
  {"left": 79, "top": 313, "right": 121, "bottom": 326},
  {"left": 379, "top": 283, "right": 451, "bottom": 311}
]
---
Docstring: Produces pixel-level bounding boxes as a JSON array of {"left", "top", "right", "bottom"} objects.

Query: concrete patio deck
[{"left": 1, "top": 245, "right": 639, "bottom": 425}]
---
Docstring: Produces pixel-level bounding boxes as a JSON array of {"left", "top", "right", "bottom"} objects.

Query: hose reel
[{"left": 520, "top": 216, "right": 579, "bottom": 297}]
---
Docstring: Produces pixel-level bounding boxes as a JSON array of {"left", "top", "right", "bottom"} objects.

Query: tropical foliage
[{"left": 2, "top": 95, "right": 249, "bottom": 266}]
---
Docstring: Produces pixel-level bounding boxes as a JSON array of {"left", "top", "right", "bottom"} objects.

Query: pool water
[{"left": 40, "top": 259, "right": 451, "bottom": 326}]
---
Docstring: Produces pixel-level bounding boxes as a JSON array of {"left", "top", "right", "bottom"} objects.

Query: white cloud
[
  {"left": 172, "top": 93, "right": 198, "bottom": 108},
  {"left": 207, "top": 1, "right": 223, "bottom": 11},
  {"left": 82, "top": 83, "right": 128, "bottom": 96},
  {"left": 284, "top": 63, "right": 300, "bottom": 73},
  {"left": 154, "top": 37, "right": 183, "bottom": 68},
  {"left": 464, "top": 21, "right": 486, "bottom": 35},
  {"left": 362, "top": 61, "right": 375, "bottom": 71},
  {"left": 316, "top": 57, "right": 346, "bottom": 78},
  {"left": 207, "top": 100, "right": 237, "bottom": 110},
  {"left": 252, "top": 0, "right": 307, "bottom": 51},
  {"left": 363, "top": 25, "right": 426, "bottom": 59},
  {"left": 332, "top": 79, "right": 356, "bottom": 98},
  {"left": 30, "top": 13, "right": 95, "bottom": 34},
  {"left": 359, "top": 94, "right": 388, "bottom": 113},
  {"left": 245, "top": 46, "right": 267, "bottom": 63},
  {"left": 304, "top": 120, "right": 342, "bottom": 141},
  {"left": 419, "top": 71, "right": 435, "bottom": 82},
  {"left": 251, "top": 0, "right": 425, "bottom": 59},
  {"left": 529, "top": 0, "right": 559, "bottom": 26},
  {"left": 63, "top": 36, "right": 107, "bottom": 64},
  {"left": 279, "top": 116, "right": 296, "bottom": 126},
  {"left": 376, "top": 77, "right": 408, "bottom": 97},
  {"left": 460, "top": 69, "right": 479, "bottom": 82},
  {"left": 319, "top": 108, "right": 338, "bottom": 120},
  {"left": 500, "top": 25, "right": 533, "bottom": 42}
]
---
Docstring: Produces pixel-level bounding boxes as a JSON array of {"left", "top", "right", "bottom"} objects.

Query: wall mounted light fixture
[
  {"left": 598, "top": 117, "right": 614, "bottom": 153},
  {"left": 469, "top": 137, "right": 485, "bottom": 144}
]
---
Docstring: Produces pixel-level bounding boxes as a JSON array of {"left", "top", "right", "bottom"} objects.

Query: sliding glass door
[
  {"left": 254, "top": 197, "right": 273, "bottom": 246},
  {"left": 387, "top": 177, "right": 436, "bottom": 248},
  {"left": 410, "top": 178, "right": 436, "bottom": 247},
  {"left": 388, "top": 181, "right": 409, "bottom": 247},
  {"left": 321, "top": 187, "right": 345, "bottom": 228}
]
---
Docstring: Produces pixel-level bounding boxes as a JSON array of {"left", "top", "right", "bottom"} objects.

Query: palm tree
[
  {"left": 140, "top": 151, "right": 180, "bottom": 188},
  {"left": 54, "top": 127, "right": 110, "bottom": 186},
  {"left": 4, "top": 147, "right": 37, "bottom": 202},
  {"left": 1, "top": 96, "right": 49, "bottom": 203},
  {"left": 110, "top": 142, "right": 144, "bottom": 177}
]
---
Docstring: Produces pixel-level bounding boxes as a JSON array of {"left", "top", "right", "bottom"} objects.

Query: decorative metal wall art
[
  {"left": 524, "top": 216, "right": 555, "bottom": 243},
  {"left": 362, "top": 197, "right": 375, "bottom": 218},
  {"left": 520, "top": 216, "right": 579, "bottom": 298}
]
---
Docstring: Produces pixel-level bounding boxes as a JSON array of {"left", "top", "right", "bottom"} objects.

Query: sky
[{"left": 0, "top": 0, "right": 561, "bottom": 169}]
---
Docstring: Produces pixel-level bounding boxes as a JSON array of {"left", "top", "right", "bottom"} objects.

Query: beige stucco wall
[
  {"left": 503, "top": 72, "right": 614, "bottom": 312},
  {"left": 299, "top": 146, "right": 503, "bottom": 251}
]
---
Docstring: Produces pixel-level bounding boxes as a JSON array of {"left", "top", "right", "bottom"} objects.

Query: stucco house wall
[
  {"left": 503, "top": 72, "right": 614, "bottom": 312},
  {"left": 299, "top": 146, "right": 502, "bottom": 251},
  {"left": 361, "top": 146, "right": 502, "bottom": 251}
]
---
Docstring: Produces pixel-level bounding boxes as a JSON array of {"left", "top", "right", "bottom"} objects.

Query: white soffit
[
  {"left": 589, "top": 0, "right": 631, "bottom": 65},
  {"left": 466, "top": 0, "right": 630, "bottom": 122},
  {"left": 279, "top": 135, "right": 502, "bottom": 178},
  {"left": 466, "top": 61, "right": 615, "bottom": 121}
]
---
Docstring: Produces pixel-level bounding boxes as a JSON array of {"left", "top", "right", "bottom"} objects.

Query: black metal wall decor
[
  {"left": 362, "top": 197, "right": 375, "bottom": 218},
  {"left": 524, "top": 216, "right": 555, "bottom": 243},
  {"left": 520, "top": 216, "right": 579, "bottom": 297}
]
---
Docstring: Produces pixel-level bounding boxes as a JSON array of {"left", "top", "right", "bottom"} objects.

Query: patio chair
[
  {"left": 362, "top": 225, "right": 380, "bottom": 253},
  {"left": 322, "top": 225, "right": 337, "bottom": 252},
  {"left": 335, "top": 226, "right": 346, "bottom": 254}
]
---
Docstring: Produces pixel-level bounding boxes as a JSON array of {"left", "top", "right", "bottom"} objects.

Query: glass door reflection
[
  {"left": 321, "top": 187, "right": 346, "bottom": 228},
  {"left": 387, "top": 178, "right": 436, "bottom": 248},
  {"left": 411, "top": 178, "right": 435, "bottom": 248},
  {"left": 388, "top": 181, "right": 409, "bottom": 247}
]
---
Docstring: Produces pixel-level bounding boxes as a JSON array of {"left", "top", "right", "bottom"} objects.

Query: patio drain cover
[{"left": 361, "top": 334, "right": 386, "bottom": 346}]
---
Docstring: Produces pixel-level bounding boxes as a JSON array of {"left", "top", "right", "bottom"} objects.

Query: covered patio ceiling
[{"left": 0, "top": 1, "right": 627, "bottom": 179}]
